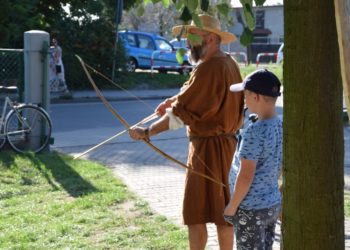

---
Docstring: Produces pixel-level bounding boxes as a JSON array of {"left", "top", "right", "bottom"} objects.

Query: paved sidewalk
[{"left": 53, "top": 89, "right": 350, "bottom": 249}]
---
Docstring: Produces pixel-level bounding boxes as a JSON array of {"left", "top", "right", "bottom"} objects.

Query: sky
[{"left": 231, "top": 0, "right": 283, "bottom": 7}]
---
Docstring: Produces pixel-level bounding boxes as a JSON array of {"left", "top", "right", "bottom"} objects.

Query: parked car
[
  {"left": 118, "top": 30, "right": 191, "bottom": 74},
  {"left": 276, "top": 43, "right": 284, "bottom": 64}
]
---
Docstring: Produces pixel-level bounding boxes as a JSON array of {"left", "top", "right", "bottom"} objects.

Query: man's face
[{"left": 187, "top": 29, "right": 209, "bottom": 64}]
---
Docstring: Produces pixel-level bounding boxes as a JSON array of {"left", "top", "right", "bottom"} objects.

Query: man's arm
[
  {"left": 224, "top": 159, "right": 256, "bottom": 216},
  {"left": 155, "top": 96, "right": 177, "bottom": 117},
  {"left": 129, "top": 114, "right": 170, "bottom": 140}
]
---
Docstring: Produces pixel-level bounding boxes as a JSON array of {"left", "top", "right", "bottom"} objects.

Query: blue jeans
[{"left": 224, "top": 204, "right": 281, "bottom": 250}]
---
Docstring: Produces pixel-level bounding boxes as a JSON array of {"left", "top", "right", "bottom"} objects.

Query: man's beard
[{"left": 188, "top": 42, "right": 207, "bottom": 64}]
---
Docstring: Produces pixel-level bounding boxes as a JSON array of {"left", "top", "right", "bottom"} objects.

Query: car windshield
[{"left": 155, "top": 39, "right": 172, "bottom": 51}]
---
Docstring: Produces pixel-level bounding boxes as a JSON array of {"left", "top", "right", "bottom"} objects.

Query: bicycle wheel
[{"left": 5, "top": 105, "right": 52, "bottom": 153}]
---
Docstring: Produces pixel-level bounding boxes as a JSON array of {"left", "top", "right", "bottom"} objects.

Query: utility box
[{"left": 23, "top": 30, "right": 51, "bottom": 151}]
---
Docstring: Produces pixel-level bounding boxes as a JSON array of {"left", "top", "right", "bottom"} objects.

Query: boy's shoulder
[{"left": 245, "top": 117, "right": 282, "bottom": 137}]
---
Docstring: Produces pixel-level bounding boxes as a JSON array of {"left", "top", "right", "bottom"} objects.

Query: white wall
[
  {"left": 230, "top": 5, "right": 284, "bottom": 43},
  {"left": 264, "top": 6, "right": 284, "bottom": 40}
]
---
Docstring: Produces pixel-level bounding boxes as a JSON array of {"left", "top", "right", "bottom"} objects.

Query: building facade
[{"left": 227, "top": 4, "right": 284, "bottom": 63}]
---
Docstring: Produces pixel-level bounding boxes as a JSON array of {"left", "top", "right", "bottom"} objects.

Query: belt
[{"left": 189, "top": 133, "right": 237, "bottom": 141}]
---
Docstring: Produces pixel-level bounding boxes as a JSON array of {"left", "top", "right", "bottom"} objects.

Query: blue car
[{"left": 118, "top": 30, "right": 191, "bottom": 74}]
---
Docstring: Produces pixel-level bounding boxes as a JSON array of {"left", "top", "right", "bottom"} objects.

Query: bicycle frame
[{"left": 0, "top": 96, "right": 33, "bottom": 137}]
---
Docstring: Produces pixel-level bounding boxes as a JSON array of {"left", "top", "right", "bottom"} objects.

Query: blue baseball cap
[{"left": 230, "top": 69, "right": 281, "bottom": 97}]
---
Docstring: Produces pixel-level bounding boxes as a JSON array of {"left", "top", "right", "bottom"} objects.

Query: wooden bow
[{"left": 75, "top": 55, "right": 225, "bottom": 187}]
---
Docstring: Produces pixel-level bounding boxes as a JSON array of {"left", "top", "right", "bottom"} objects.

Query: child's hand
[
  {"left": 223, "top": 204, "right": 237, "bottom": 217},
  {"left": 223, "top": 205, "right": 237, "bottom": 225}
]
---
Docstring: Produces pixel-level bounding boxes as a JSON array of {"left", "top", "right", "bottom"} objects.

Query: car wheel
[
  {"left": 126, "top": 58, "right": 137, "bottom": 72},
  {"left": 179, "top": 62, "right": 191, "bottom": 75}
]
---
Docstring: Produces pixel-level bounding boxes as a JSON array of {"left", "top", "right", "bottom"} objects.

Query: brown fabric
[{"left": 172, "top": 54, "right": 244, "bottom": 225}]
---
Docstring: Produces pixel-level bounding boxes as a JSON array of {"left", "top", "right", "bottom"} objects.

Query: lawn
[
  {"left": 345, "top": 192, "right": 350, "bottom": 218},
  {"left": 0, "top": 151, "right": 187, "bottom": 249}
]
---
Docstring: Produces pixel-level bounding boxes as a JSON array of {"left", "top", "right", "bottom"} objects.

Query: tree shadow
[{"left": 26, "top": 151, "right": 99, "bottom": 197}]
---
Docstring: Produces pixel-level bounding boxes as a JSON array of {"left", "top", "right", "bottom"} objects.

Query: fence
[
  {"left": 256, "top": 52, "right": 278, "bottom": 67},
  {"left": 0, "top": 49, "right": 24, "bottom": 102},
  {"left": 229, "top": 52, "right": 248, "bottom": 66},
  {"left": 150, "top": 50, "right": 193, "bottom": 76}
]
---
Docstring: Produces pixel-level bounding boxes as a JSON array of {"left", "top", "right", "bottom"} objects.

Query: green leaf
[
  {"left": 216, "top": 3, "right": 230, "bottom": 17},
  {"left": 162, "top": 0, "right": 171, "bottom": 8},
  {"left": 240, "top": 27, "right": 254, "bottom": 46},
  {"left": 187, "top": 0, "right": 198, "bottom": 11},
  {"left": 192, "top": 13, "right": 202, "bottom": 28},
  {"left": 151, "top": 0, "right": 163, "bottom": 3},
  {"left": 187, "top": 33, "right": 203, "bottom": 46},
  {"left": 175, "top": 0, "right": 184, "bottom": 10},
  {"left": 180, "top": 6, "right": 192, "bottom": 22},
  {"left": 243, "top": 3, "right": 255, "bottom": 30},
  {"left": 143, "top": 0, "right": 153, "bottom": 4},
  {"left": 176, "top": 48, "right": 187, "bottom": 64},
  {"left": 239, "top": 0, "right": 253, "bottom": 5},
  {"left": 137, "top": 5, "right": 145, "bottom": 16},
  {"left": 254, "top": 0, "right": 266, "bottom": 6},
  {"left": 200, "top": 0, "right": 209, "bottom": 11}
]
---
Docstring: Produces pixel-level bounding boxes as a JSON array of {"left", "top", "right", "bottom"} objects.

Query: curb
[
  {"left": 49, "top": 89, "right": 179, "bottom": 104},
  {"left": 50, "top": 95, "right": 173, "bottom": 104}
]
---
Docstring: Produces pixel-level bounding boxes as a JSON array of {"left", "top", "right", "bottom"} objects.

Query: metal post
[
  {"left": 24, "top": 30, "right": 50, "bottom": 151},
  {"left": 112, "top": 0, "right": 123, "bottom": 82},
  {"left": 41, "top": 41, "right": 49, "bottom": 111},
  {"left": 24, "top": 30, "right": 49, "bottom": 108}
]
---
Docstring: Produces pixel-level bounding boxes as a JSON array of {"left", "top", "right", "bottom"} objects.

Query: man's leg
[
  {"left": 188, "top": 224, "right": 207, "bottom": 250},
  {"left": 217, "top": 225, "right": 234, "bottom": 250}
]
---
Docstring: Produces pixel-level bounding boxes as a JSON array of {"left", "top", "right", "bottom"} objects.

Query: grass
[
  {"left": 345, "top": 192, "right": 350, "bottom": 217},
  {"left": 0, "top": 151, "right": 187, "bottom": 249},
  {"left": 74, "top": 63, "right": 283, "bottom": 91}
]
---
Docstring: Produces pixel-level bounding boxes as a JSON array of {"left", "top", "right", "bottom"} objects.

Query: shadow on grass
[{"left": 4, "top": 150, "right": 100, "bottom": 197}]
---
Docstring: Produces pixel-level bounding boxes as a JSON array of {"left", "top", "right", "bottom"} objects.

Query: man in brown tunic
[{"left": 129, "top": 14, "right": 244, "bottom": 250}]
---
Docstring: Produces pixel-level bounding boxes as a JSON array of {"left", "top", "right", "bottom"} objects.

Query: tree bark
[
  {"left": 283, "top": 1, "right": 344, "bottom": 249},
  {"left": 334, "top": 0, "right": 350, "bottom": 121}
]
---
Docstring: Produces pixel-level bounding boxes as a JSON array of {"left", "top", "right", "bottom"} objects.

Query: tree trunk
[
  {"left": 283, "top": 1, "right": 344, "bottom": 249},
  {"left": 334, "top": 0, "right": 350, "bottom": 121}
]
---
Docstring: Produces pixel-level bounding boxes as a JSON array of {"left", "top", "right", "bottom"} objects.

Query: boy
[{"left": 223, "top": 69, "right": 282, "bottom": 250}]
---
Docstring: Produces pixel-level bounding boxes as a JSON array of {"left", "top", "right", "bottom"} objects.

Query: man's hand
[
  {"left": 155, "top": 98, "right": 173, "bottom": 117},
  {"left": 128, "top": 126, "right": 149, "bottom": 141}
]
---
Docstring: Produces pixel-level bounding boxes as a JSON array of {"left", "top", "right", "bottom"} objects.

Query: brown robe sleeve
[{"left": 172, "top": 55, "right": 244, "bottom": 136}]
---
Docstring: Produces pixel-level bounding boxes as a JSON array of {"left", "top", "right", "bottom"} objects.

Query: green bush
[{"left": 63, "top": 39, "right": 127, "bottom": 90}]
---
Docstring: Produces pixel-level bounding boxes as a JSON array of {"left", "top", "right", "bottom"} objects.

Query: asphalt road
[{"left": 50, "top": 99, "right": 186, "bottom": 148}]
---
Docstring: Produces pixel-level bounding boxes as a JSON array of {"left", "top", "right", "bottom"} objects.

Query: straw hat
[{"left": 172, "top": 14, "right": 236, "bottom": 44}]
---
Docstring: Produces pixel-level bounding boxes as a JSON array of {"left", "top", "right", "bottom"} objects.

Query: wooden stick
[{"left": 334, "top": 0, "right": 350, "bottom": 120}]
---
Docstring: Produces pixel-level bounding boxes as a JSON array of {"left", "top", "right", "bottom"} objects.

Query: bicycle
[{"left": 0, "top": 86, "right": 52, "bottom": 153}]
